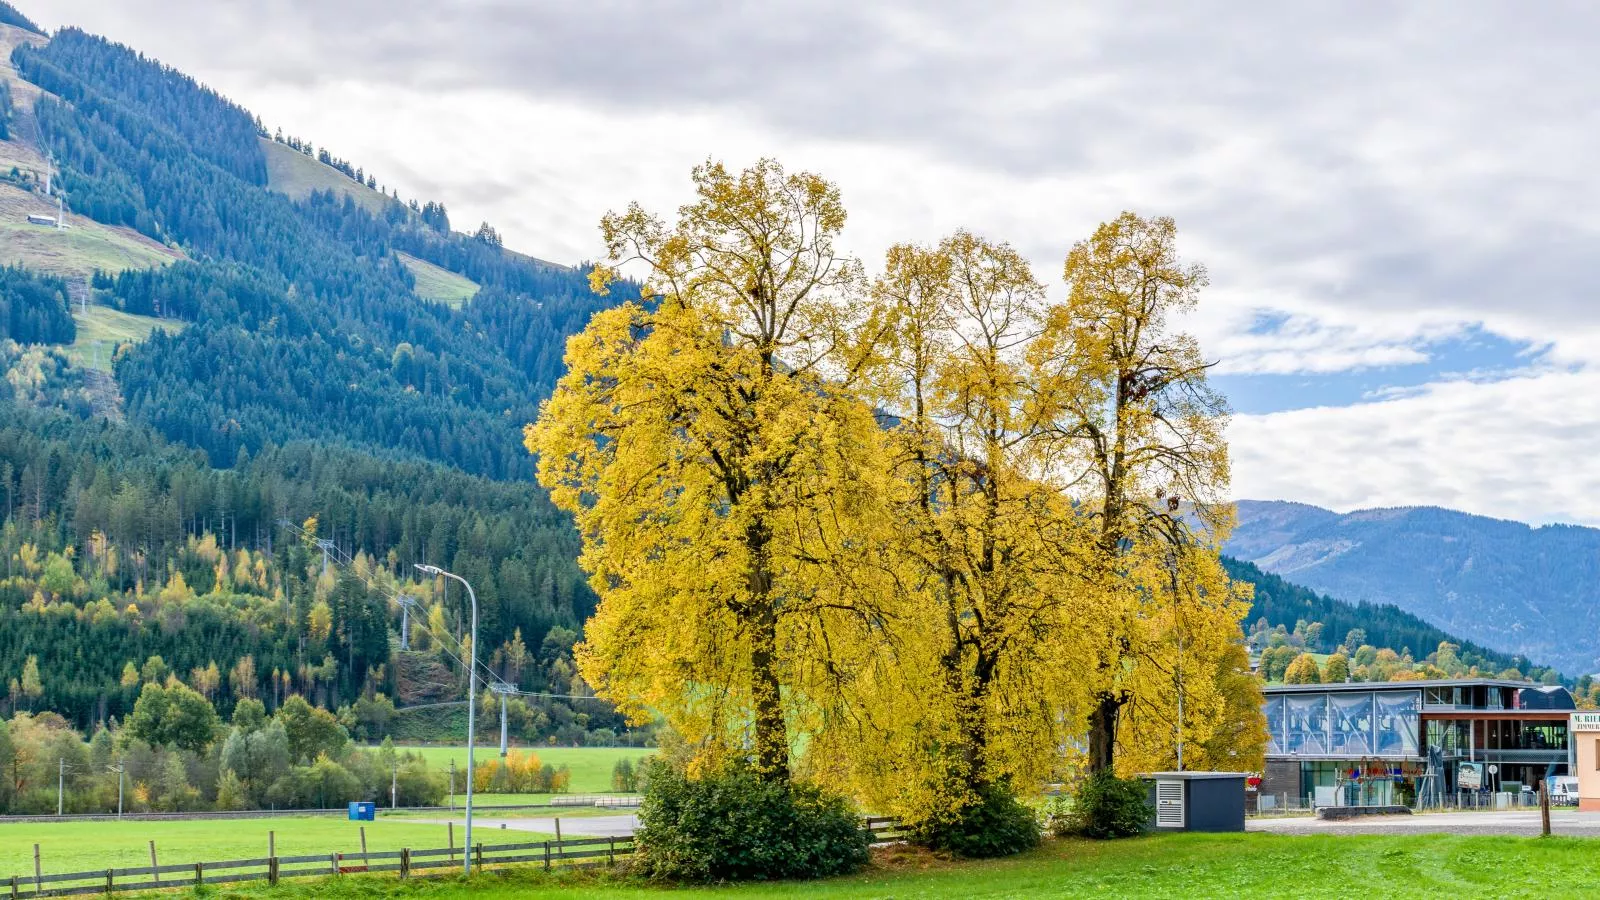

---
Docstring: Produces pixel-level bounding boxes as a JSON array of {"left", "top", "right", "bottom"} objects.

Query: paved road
[
  {"left": 412, "top": 814, "right": 639, "bottom": 838},
  {"left": 1250, "top": 809, "right": 1600, "bottom": 837}
]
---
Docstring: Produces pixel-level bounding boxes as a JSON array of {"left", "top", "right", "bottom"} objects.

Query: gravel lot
[{"left": 1250, "top": 809, "right": 1600, "bottom": 837}]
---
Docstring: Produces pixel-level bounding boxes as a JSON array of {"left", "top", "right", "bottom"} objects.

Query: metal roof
[{"left": 1262, "top": 677, "right": 1539, "bottom": 694}]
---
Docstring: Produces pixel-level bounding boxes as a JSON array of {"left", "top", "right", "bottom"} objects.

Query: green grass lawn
[
  {"left": 187, "top": 833, "right": 1600, "bottom": 899},
  {"left": 398, "top": 252, "right": 479, "bottom": 307},
  {"left": 0, "top": 816, "right": 480, "bottom": 877},
  {"left": 386, "top": 747, "right": 655, "bottom": 795}
]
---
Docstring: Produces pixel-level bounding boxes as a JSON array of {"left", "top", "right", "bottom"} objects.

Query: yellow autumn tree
[
  {"left": 809, "top": 232, "right": 1095, "bottom": 829},
  {"left": 527, "top": 158, "right": 884, "bottom": 782},
  {"left": 1284, "top": 653, "right": 1322, "bottom": 685},
  {"left": 1029, "top": 211, "right": 1254, "bottom": 775}
]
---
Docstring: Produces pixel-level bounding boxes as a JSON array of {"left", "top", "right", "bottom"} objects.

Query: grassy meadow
[
  {"left": 59, "top": 304, "right": 185, "bottom": 371},
  {"left": 74, "top": 832, "right": 1600, "bottom": 899},
  {"left": 387, "top": 746, "right": 655, "bottom": 795},
  {"left": 0, "top": 815, "right": 508, "bottom": 878},
  {"left": 0, "top": 185, "right": 181, "bottom": 278},
  {"left": 398, "top": 252, "right": 480, "bottom": 306},
  {"left": 261, "top": 138, "right": 395, "bottom": 215}
]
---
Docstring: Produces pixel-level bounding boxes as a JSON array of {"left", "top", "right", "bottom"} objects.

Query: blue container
[{"left": 348, "top": 801, "right": 375, "bottom": 821}]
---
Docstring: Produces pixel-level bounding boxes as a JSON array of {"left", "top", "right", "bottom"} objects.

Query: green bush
[
  {"left": 1042, "top": 793, "right": 1074, "bottom": 838},
  {"left": 632, "top": 760, "right": 870, "bottom": 881},
  {"left": 912, "top": 783, "right": 1041, "bottom": 858},
  {"left": 1064, "top": 772, "right": 1152, "bottom": 839}
]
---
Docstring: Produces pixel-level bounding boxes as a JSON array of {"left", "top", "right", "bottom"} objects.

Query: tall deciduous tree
[
  {"left": 818, "top": 233, "right": 1092, "bottom": 826},
  {"left": 528, "top": 159, "right": 880, "bottom": 782},
  {"left": 1031, "top": 212, "right": 1250, "bottom": 775},
  {"left": 125, "top": 681, "right": 220, "bottom": 753}
]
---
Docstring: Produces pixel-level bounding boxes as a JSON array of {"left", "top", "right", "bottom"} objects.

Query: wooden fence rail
[
  {"left": 6, "top": 818, "right": 905, "bottom": 899},
  {"left": 3, "top": 835, "right": 639, "bottom": 900}
]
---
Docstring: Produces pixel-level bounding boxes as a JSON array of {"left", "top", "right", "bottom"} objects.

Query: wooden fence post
[
  {"left": 608, "top": 837, "right": 615, "bottom": 867},
  {"left": 104, "top": 869, "right": 112, "bottom": 895},
  {"left": 474, "top": 843, "right": 482, "bottom": 871},
  {"left": 360, "top": 827, "right": 369, "bottom": 869},
  {"left": 543, "top": 841, "right": 551, "bottom": 872},
  {"left": 1541, "top": 780, "right": 1552, "bottom": 836},
  {"left": 269, "top": 830, "right": 279, "bottom": 886},
  {"left": 448, "top": 823, "right": 455, "bottom": 866},
  {"left": 399, "top": 848, "right": 410, "bottom": 880},
  {"left": 148, "top": 841, "right": 160, "bottom": 888},
  {"left": 553, "top": 817, "right": 562, "bottom": 844},
  {"left": 194, "top": 862, "right": 203, "bottom": 886},
  {"left": 11, "top": 874, "right": 18, "bottom": 900},
  {"left": 331, "top": 853, "right": 340, "bottom": 876},
  {"left": 33, "top": 844, "right": 41, "bottom": 896}
]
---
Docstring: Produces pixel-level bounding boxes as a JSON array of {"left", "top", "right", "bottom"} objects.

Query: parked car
[{"left": 1548, "top": 776, "right": 1579, "bottom": 806}]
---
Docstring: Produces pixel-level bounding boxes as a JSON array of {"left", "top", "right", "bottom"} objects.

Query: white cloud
[
  {"left": 25, "top": 0, "right": 1600, "bottom": 522},
  {"left": 1231, "top": 370, "right": 1600, "bottom": 525}
]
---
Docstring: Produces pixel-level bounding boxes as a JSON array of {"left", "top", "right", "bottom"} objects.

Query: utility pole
[
  {"left": 109, "top": 762, "right": 124, "bottom": 817},
  {"left": 57, "top": 758, "right": 64, "bottom": 816},
  {"left": 391, "top": 764, "right": 398, "bottom": 809},
  {"left": 498, "top": 687, "right": 509, "bottom": 757},
  {"left": 1169, "top": 565, "right": 1186, "bottom": 772}
]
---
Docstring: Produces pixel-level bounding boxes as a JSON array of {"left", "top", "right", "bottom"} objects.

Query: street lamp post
[{"left": 415, "top": 563, "right": 478, "bottom": 876}]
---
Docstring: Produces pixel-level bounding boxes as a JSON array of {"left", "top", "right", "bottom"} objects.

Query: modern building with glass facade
[{"left": 1260, "top": 679, "right": 1574, "bottom": 808}]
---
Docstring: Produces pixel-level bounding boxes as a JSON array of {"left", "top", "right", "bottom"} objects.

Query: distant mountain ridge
[{"left": 1226, "top": 499, "right": 1600, "bottom": 675}]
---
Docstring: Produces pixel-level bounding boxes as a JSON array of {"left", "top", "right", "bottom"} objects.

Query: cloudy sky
[{"left": 32, "top": 1, "right": 1600, "bottom": 525}]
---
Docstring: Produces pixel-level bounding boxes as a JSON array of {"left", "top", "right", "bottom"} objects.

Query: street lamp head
[{"left": 414, "top": 563, "right": 442, "bottom": 576}]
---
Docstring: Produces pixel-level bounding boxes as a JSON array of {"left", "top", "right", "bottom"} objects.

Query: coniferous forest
[{"left": 0, "top": 24, "right": 630, "bottom": 758}]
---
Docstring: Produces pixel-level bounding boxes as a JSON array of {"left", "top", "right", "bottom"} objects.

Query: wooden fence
[
  {"left": 5, "top": 835, "right": 633, "bottom": 899},
  {"left": 5, "top": 818, "right": 906, "bottom": 898}
]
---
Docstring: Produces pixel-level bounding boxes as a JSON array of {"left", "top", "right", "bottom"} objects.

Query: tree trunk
[
  {"left": 1087, "top": 693, "right": 1124, "bottom": 775},
  {"left": 748, "top": 604, "right": 788, "bottom": 782}
]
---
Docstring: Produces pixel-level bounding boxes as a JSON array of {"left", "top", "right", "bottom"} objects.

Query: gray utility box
[{"left": 1140, "top": 772, "right": 1247, "bottom": 833}]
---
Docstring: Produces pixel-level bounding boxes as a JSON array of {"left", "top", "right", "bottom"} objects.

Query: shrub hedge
[
  {"left": 631, "top": 760, "right": 870, "bottom": 881},
  {"left": 911, "top": 782, "right": 1041, "bottom": 858}
]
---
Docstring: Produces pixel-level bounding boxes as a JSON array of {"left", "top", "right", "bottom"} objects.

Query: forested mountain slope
[
  {"left": 0, "top": 11, "right": 634, "bottom": 739},
  {"left": 12, "top": 29, "right": 624, "bottom": 479},
  {"left": 1224, "top": 556, "right": 1553, "bottom": 682},
  {"left": 1227, "top": 499, "right": 1600, "bottom": 676}
]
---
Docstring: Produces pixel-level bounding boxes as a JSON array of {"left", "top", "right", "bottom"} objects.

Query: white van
[{"left": 1549, "top": 776, "right": 1579, "bottom": 806}]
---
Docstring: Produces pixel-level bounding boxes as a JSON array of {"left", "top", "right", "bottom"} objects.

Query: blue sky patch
[{"left": 1215, "top": 326, "right": 1549, "bottom": 415}]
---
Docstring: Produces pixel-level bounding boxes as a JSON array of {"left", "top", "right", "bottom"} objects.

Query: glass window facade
[
  {"left": 1286, "top": 695, "right": 1329, "bottom": 755},
  {"left": 1266, "top": 690, "right": 1421, "bottom": 758},
  {"left": 1329, "top": 694, "right": 1374, "bottom": 755},
  {"left": 1375, "top": 692, "right": 1421, "bottom": 756},
  {"left": 1265, "top": 696, "right": 1286, "bottom": 755}
]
